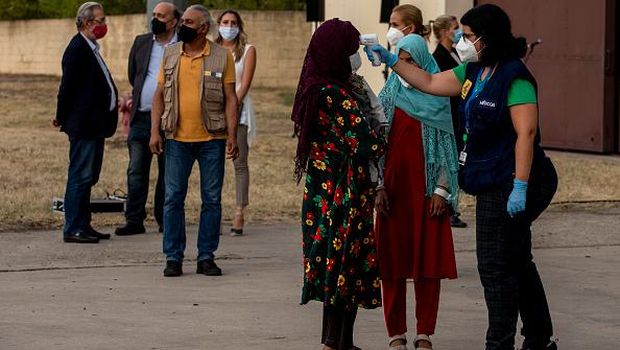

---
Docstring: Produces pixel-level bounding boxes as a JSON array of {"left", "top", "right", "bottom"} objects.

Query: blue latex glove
[
  {"left": 363, "top": 44, "right": 398, "bottom": 67},
  {"left": 507, "top": 179, "right": 528, "bottom": 217},
  {"left": 362, "top": 45, "right": 375, "bottom": 62}
]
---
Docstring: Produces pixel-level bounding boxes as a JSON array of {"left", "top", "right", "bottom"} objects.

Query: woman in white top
[{"left": 216, "top": 10, "right": 257, "bottom": 236}]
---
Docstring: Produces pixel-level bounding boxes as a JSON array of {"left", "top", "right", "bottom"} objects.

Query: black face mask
[
  {"left": 151, "top": 18, "right": 167, "bottom": 35},
  {"left": 178, "top": 24, "right": 199, "bottom": 43}
]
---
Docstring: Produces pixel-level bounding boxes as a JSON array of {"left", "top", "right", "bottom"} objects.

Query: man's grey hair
[
  {"left": 185, "top": 4, "right": 217, "bottom": 39},
  {"left": 75, "top": 2, "right": 103, "bottom": 29}
]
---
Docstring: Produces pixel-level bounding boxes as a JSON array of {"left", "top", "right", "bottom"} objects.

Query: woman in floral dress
[{"left": 291, "top": 19, "right": 386, "bottom": 350}]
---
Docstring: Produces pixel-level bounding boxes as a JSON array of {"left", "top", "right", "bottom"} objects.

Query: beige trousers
[{"left": 233, "top": 125, "right": 249, "bottom": 207}]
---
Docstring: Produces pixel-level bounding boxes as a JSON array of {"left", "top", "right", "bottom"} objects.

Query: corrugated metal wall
[{"left": 476, "top": 0, "right": 618, "bottom": 153}]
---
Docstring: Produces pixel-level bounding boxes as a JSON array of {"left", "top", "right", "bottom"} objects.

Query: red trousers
[{"left": 382, "top": 278, "right": 441, "bottom": 337}]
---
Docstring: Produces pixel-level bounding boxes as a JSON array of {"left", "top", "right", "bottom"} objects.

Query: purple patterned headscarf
[{"left": 291, "top": 18, "right": 361, "bottom": 182}]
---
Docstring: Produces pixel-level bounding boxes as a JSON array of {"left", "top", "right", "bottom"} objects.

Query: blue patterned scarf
[{"left": 378, "top": 34, "right": 460, "bottom": 207}]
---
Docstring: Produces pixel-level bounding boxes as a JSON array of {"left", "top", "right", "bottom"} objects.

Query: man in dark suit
[
  {"left": 115, "top": 2, "right": 180, "bottom": 236},
  {"left": 55, "top": 2, "right": 118, "bottom": 244}
]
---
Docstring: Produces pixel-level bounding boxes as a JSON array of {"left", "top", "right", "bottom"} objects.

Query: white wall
[{"left": 324, "top": 0, "right": 474, "bottom": 92}]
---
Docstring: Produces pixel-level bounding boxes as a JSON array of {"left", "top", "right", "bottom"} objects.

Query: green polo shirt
[{"left": 452, "top": 62, "right": 537, "bottom": 106}]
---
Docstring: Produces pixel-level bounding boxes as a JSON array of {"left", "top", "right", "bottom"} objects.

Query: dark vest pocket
[{"left": 459, "top": 154, "right": 513, "bottom": 195}]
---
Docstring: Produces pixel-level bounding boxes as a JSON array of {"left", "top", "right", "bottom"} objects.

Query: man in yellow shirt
[{"left": 150, "top": 4, "right": 238, "bottom": 277}]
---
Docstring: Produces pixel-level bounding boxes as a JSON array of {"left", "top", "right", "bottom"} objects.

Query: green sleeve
[
  {"left": 452, "top": 64, "right": 536, "bottom": 105},
  {"left": 507, "top": 79, "right": 537, "bottom": 106},
  {"left": 452, "top": 62, "right": 468, "bottom": 85}
]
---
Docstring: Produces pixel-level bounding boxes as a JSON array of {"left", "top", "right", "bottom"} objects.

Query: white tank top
[{"left": 233, "top": 44, "right": 256, "bottom": 145}]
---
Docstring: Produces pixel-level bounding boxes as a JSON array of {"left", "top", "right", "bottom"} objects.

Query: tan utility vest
[{"left": 160, "top": 41, "right": 227, "bottom": 139}]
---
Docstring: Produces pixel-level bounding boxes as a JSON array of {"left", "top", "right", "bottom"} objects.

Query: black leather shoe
[
  {"left": 87, "top": 226, "right": 110, "bottom": 240},
  {"left": 230, "top": 228, "right": 243, "bottom": 237},
  {"left": 115, "top": 223, "right": 146, "bottom": 236},
  {"left": 196, "top": 259, "right": 222, "bottom": 276},
  {"left": 450, "top": 214, "right": 467, "bottom": 228},
  {"left": 163, "top": 260, "right": 183, "bottom": 277},
  {"left": 521, "top": 340, "right": 558, "bottom": 350},
  {"left": 64, "top": 231, "right": 99, "bottom": 244}
]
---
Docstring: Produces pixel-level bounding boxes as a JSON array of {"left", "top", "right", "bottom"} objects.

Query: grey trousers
[
  {"left": 233, "top": 124, "right": 249, "bottom": 207},
  {"left": 476, "top": 157, "right": 557, "bottom": 350}
]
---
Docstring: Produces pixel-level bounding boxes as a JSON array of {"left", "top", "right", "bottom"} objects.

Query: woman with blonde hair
[
  {"left": 386, "top": 4, "right": 430, "bottom": 46},
  {"left": 375, "top": 34, "right": 458, "bottom": 350},
  {"left": 432, "top": 15, "right": 461, "bottom": 70},
  {"left": 216, "top": 10, "right": 257, "bottom": 236}
]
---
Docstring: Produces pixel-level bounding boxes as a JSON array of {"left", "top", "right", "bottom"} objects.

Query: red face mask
[{"left": 92, "top": 24, "right": 107, "bottom": 39}]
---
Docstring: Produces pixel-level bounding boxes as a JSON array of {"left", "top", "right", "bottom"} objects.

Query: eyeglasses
[
  {"left": 92, "top": 17, "right": 106, "bottom": 25},
  {"left": 462, "top": 32, "right": 477, "bottom": 40}
]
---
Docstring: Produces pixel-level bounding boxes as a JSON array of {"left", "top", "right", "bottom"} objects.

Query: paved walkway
[{"left": 1, "top": 205, "right": 619, "bottom": 349}]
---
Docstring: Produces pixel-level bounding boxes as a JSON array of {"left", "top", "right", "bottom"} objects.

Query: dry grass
[
  {"left": 0, "top": 74, "right": 619, "bottom": 232},
  {"left": 0, "top": 74, "right": 302, "bottom": 232}
]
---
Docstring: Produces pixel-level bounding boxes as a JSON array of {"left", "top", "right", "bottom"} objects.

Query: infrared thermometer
[{"left": 360, "top": 34, "right": 381, "bottom": 66}]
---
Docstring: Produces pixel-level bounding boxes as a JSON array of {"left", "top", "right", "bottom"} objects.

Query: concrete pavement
[{"left": 1, "top": 205, "right": 619, "bottom": 349}]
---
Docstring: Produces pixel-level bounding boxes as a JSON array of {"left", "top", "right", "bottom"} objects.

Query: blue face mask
[{"left": 453, "top": 28, "right": 463, "bottom": 43}]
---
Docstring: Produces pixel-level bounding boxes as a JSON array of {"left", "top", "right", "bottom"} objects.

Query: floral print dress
[{"left": 301, "top": 84, "right": 386, "bottom": 310}]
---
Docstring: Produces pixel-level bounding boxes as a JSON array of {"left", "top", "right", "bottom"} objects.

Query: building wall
[
  {"left": 0, "top": 2, "right": 476, "bottom": 92},
  {"left": 324, "top": 0, "right": 474, "bottom": 92},
  {"left": 0, "top": 11, "right": 311, "bottom": 89},
  {"left": 476, "top": 0, "right": 617, "bottom": 152}
]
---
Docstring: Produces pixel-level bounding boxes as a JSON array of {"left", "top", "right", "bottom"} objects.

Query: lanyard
[{"left": 463, "top": 68, "right": 492, "bottom": 143}]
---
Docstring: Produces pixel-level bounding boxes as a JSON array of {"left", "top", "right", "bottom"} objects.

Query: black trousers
[
  {"left": 321, "top": 304, "right": 358, "bottom": 350},
  {"left": 125, "top": 113, "right": 165, "bottom": 227},
  {"left": 475, "top": 157, "right": 558, "bottom": 350}
]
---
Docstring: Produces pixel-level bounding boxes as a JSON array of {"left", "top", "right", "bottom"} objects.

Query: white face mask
[
  {"left": 349, "top": 52, "right": 362, "bottom": 73},
  {"left": 397, "top": 75, "right": 411, "bottom": 89},
  {"left": 386, "top": 25, "right": 410, "bottom": 46},
  {"left": 219, "top": 26, "right": 239, "bottom": 41},
  {"left": 455, "top": 36, "right": 482, "bottom": 63}
]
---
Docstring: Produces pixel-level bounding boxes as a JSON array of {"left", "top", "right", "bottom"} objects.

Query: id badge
[
  {"left": 204, "top": 70, "right": 223, "bottom": 79},
  {"left": 458, "top": 151, "right": 468, "bottom": 166}
]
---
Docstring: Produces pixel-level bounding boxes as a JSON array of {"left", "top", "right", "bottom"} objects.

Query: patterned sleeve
[{"left": 320, "top": 85, "right": 386, "bottom": 160}]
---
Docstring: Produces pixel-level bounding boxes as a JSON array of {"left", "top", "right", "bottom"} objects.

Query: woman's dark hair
[{"left": 460, "top": 4, "right": 527, "bottom": 66}]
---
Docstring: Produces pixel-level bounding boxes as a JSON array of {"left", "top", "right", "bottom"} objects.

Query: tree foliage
[
  {"left": 0, "top": 0, "right": 146, "bottom": 20},
  {"left": 189, "top": 0, "right": 305, "bottom": 11},
  {"left": 0, "top": 0, "right": 305, "bottom": 20}
]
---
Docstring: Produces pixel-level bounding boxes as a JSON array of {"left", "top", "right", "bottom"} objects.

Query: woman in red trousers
[{"left": 374, "top": 34, "right": 459, "bottom": 350}]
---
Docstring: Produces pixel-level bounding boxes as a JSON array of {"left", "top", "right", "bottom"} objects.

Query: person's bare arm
[
  {"left": 375, "top": 189, "right": 390, "bottom": 216},
  {"left": 236, "top": 46, "right": 256, "bottom": 103},
  {"left": 391, "top": 61, "right": 463, "bottom": 97},
  {"left": 510, "top": 103, "right": 538, "bottom": 181},
  {"left": 223, "top": 82, "right": 239, "bottom": 159},
  {"left": 149, "top": 84, "right": 164, "bottom": 154},
  {"left": 367, "top": 44, "right": 462, "bottom": 97}
]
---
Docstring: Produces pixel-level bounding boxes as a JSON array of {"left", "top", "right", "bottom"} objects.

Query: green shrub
[
  {"left": 191, "top": 0, "right": 305, "bottom": 10},
  {"left": 0, "top": 0, "right": 305, "bottom": 20}
]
